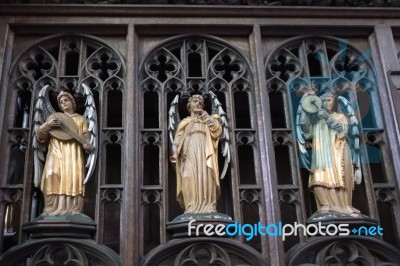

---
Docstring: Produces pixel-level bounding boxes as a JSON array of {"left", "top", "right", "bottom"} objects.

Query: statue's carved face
[
  {"left": 59, "top": 96, "right": 74, "bottom": 114},
  {"left": 322, "top": 96, "right": 335, "bottom": 112},
  {"left": 188, "top": 97, "right": 204, "bottom": 113}
]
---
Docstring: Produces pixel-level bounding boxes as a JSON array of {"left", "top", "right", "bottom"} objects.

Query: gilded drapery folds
[
  {"left": 37, "top": 113, "right": 89, "bottom": 215},
  {"left": 298, "top": 92, "right": 360, "bottom": 215},
  {"left": 171, "top": 95, "right": 222, "bottom": 214},
  {"left": 34, "top": 89, "right": 96, "bottom": 217}
]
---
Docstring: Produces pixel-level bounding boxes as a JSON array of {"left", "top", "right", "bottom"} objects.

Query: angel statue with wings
[
  {"left": 33, "top": 85, "right": 97, "bottom": 217},
  {"left": 169, "top": 93, "right": 230, "bottom": 217},
  {"left": 297, "top": 89, "right": 362, "bottom": 217}
]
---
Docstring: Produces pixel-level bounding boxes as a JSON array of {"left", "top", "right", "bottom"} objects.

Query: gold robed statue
[
  {"left": 33, "top": 85, "right": 97, "bottom": 217},
  {"left": 170, "top": 95, "right": 222, "bottom": 213},
  {"left": 297, "top": 90, "right": 362, "bottom": 217},
  {"left": 169, "top": 93, "right": 230, "bottom": 217}
]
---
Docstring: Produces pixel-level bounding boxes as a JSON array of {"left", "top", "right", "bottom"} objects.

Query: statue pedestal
[
  {"left": 167, "top": 212, "right": 233, "bottom": 238},
  {"left": 23, "top": 214, "right": 96, "bottom": 239},
  {"left": 2, "top": 215, "right": 123, "bottom": 266},
  {"left": 306, "top": 212, "right": 379, "bottom": 237},
  {"left": 307, "top": 211, "right": 378, "bottom": 227}
]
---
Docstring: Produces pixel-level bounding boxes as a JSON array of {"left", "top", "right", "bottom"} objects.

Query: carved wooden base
[
  {"left": 172, "top": 212, "right": 232, "bottom": 222},
  {"left": 307, "top": 211, "right": 378, "bottom": 228},
  {"left": 0, "top": 215, "right": 121, "bottom": 266},
  {"left": 167, "top": 214, "right": 233, "bottom": 238},
  {"left": 23, "top": 214, "right": 96, "bottom": 239}
]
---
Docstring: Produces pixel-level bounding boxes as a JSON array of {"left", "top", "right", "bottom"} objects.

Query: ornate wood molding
[
  {"left": 2, "top": 5, "right": 400, "bottom": 19},
  {"left": 2, "top": 0, "right": 400, "bottom": 7}
]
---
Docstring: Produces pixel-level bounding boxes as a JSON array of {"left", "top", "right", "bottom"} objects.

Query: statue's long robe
[
  {"left": 39, "top": 113, "right": 87, "bottom": 215},
  {"left": 307, "top": 112, "right": 356, "bottom": 213},
  {"left": 173, "top": 114, "right": 222, "bottom": 213}
]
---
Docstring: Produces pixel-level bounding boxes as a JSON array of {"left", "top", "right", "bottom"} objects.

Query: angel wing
[
  {"left": 33, "top": 85, "right": 56, "bottom": 187},
  {"left": 209, "top": 91, "right": 231, "bottom": 179},
  {"left": 168, "top": 94, "right": 180, "bottom": 155},
  {"left": 295, "top": 95, "right": 311, "bottom": 171},
  {"left": 82, "top": 83, "right": 98, "bottom": 184},
  {"left": 337, "top": 96, "right": 362, "bottom": 185}
]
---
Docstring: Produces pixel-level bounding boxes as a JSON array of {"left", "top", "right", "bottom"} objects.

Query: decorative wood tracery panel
[
  {"left": 139, "top": 34, "right": 267, "bottom": 258},
  {"left": 265, "top": 36, "right": 399, "bottom": 251},
  {"left": 0, "top": 34, "right": 126, "bottom": 257}
]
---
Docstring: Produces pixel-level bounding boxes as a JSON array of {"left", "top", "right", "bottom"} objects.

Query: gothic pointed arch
[
  {"left": 138, "top": 34, "right": 268, "bottom": 258},
  {"left": 264, "top": 35, "right": 399, "bottom": 253},
  {"left": 0, "top": 32, "right": 126, "bottom": 259}
]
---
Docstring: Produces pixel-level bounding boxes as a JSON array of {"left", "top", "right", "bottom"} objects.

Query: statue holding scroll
[
  {"left": 169, "top": 93, "right": 230, "bottom": 215},
  {"left": 33, "top": 85, "right": 97, "bottom": 216},
  {"left": 296, "top": 90, "right": 362, "bottom": 216}
]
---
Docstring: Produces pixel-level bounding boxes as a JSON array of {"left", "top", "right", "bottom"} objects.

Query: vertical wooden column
[
  {"left": 0, "top": 22, "right": 14, "bottom": 173},
  {"left": 0, "top": 22, "right": 23, "bottom": 251},
  {"left": 369, "top": 24, "right": 400, "bottom": 243},
  {"left": 122, "top": 23, "right": 139, "bottom": 266},
  {"left": 370, "top": 25, "right": 400, "bottom": 191},
  {"left": 250, "top": 24, "right": 285, "bottom": 266}
]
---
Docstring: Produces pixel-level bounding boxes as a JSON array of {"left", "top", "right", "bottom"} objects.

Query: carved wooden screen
[
  {"left": 0, "top": 34, "right": 126, "bottom": 254},
  {"left": 265, "top": 36, "right": 400, "bottom": 251},
  {"left": 139, "top": 35, "right": 268, "bottom": 258}
]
